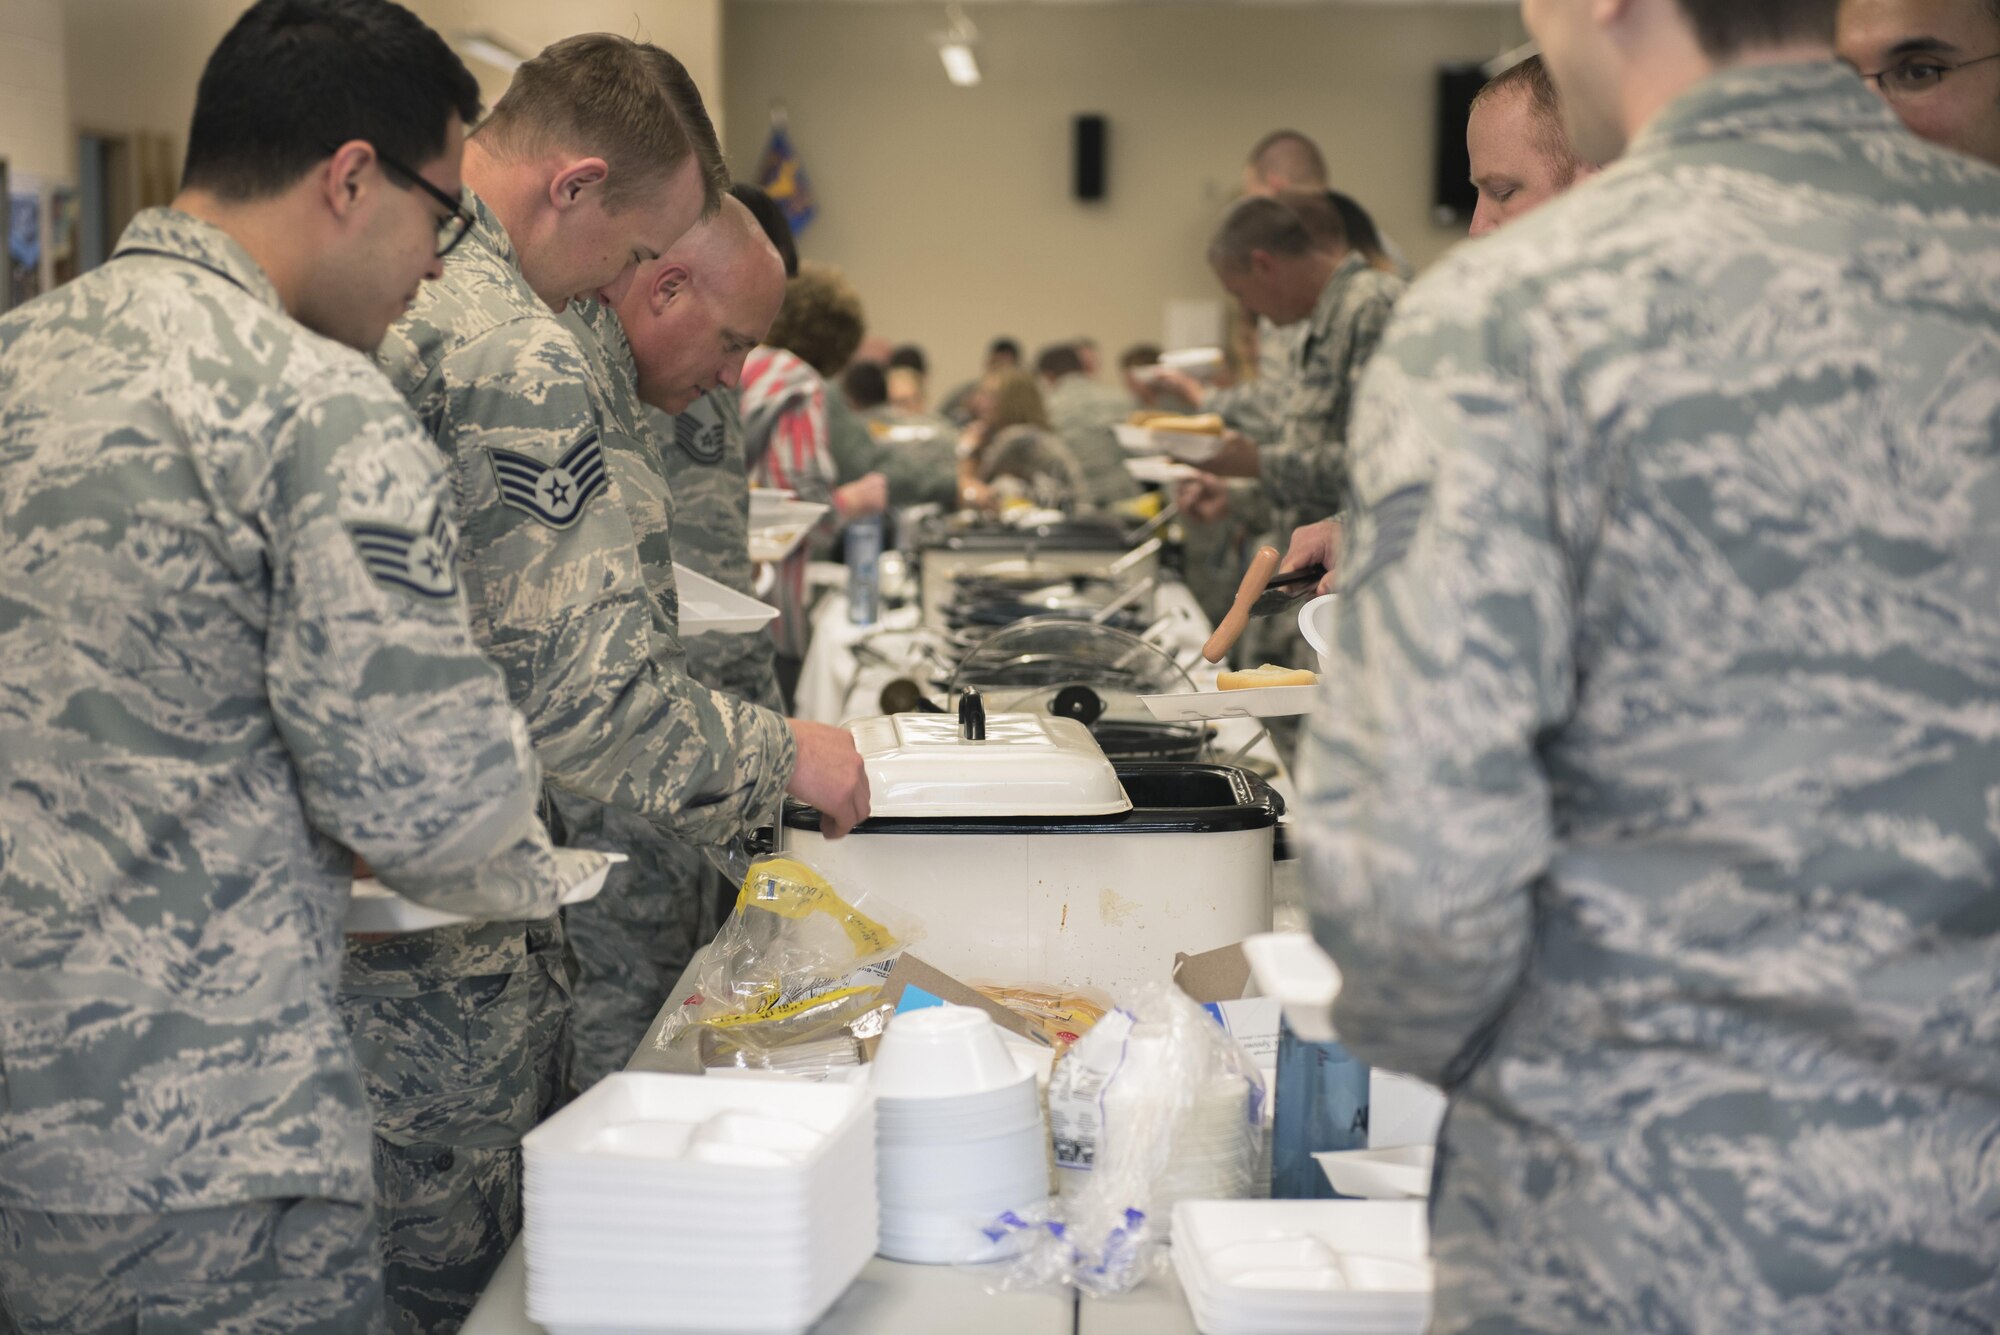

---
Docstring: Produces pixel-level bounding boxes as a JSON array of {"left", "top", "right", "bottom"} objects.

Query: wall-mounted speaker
[
  {"left": 1432, "top": 63, "right": 1484, "bottom": 226},
  {"left": 1073, "top": 114, "right": 1107, "bottom": 202}
]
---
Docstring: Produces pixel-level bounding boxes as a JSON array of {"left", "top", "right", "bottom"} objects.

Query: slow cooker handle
[{"left": 958, "top": 687, "right": 986, "bottom": 741}]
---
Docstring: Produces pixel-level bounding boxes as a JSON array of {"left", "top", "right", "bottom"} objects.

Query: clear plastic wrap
[
  {"left": 659, "top": 855, "right": 921, "bottom": 1075},
  {"left": 985, "top": 982, "right": 1266, "bottom": 1296}
]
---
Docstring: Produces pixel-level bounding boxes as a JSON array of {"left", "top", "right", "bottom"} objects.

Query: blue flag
[{"left": 756, "top": 122, "right": 816, "bottom": 235}]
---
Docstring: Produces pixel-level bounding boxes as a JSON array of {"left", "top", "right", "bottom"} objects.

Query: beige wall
[
  {"left": 724, "top": 0, "right": 1526, "bottom": 394},
  {"left": 62, "top": 0, "right": 724, "bottom": 189},
  {"left": 0, "top": 0, "right": 70, "bottom": 181}
]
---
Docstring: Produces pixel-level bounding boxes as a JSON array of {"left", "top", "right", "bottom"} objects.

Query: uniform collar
[
  {"left": 1628, "top": 60, "right": 1901, "bottom": 161},
  {"left": 459, "top": 186, "right": 520, "bottom": 272},
  {"left": 112, "top": 207, "right": 284, "bottom": 310},
  {"left": 1305, "top": 251, "right": 1370, "bottom": 338}
]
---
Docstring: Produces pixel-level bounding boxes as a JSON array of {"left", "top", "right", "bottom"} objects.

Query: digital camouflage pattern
[
  {"left": 554, "top": 304, "right": 792, "bottom": 1090},
  {"left": 0, "top": 1196, "right": 384, "bottom": 1335},
  {"left": 1207, "top": 315, "right": 1303, "bottom": 443},
  {"left": 652, "top": 391, "right": 785, "bottom": 712},
  {"left": 861, "top": 405, "right": 961, "bottom": 512},
  {"left": 1255, "top": 251, "right": 1404, "bottom": 521},
  {"left": 0, "top": 210, "right": 590, "bottom": 1242},
  {"left": 1043, "top": 373, "right": 1140, "bottom": 509},
  {"left": 344, "top": 191, "right": 793, "bottom": 1332},
  {"left": 1299, "top": 63, "right": 2000, "bottom": 1331}
]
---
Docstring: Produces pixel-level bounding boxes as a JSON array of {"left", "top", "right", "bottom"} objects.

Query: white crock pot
[{"left": 777, "top": 692, "right": 1278, "bottom": 996}]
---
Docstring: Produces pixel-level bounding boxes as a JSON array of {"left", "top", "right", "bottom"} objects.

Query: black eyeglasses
[
  {"left": 374, "top": 150, "right": 476, "bottom": 258},
  {"left": 1857, "top": 49, "right": 2000, "bottom": 100}
]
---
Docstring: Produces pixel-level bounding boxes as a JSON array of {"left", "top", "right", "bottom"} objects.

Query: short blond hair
[
  {"left": 475, "top": 33, "right": 728, "bottom": 214},
  {"left": 1471, "top": 55, "right": 1583, "bottom": 186}
]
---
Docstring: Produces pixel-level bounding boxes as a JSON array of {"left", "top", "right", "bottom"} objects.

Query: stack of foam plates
[
  {"left": 1171, "top": 1200, "right": 1432, "bottom": 1335},
  {"left": 870, "top": 1006, "right": 1051, "bottom": 1265},
  {"left": 521, "top": 1072, "right": 876, "bottom": 1334}
]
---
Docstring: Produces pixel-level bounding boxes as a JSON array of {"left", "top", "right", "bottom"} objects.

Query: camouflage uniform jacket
[
  {"left": 861, "top": 406, "right": 960, "bottom": 512},
  {"left": 374, "top": 190, "right": 793, "bottom": 831},
  {"left": 1043, "top": 374, "right": 1140, "bottom": 508},
  {"left": 1208, "top": 315, "right": 1304, "bottom": 441},
  {"left": 1256, "top": 252, "right": 1405, "bottom": 518},
  {"left": 1299, "top": 63, "right": 2000, "bottom": 1330},
  {"left": 0, "top": 209, "right": 589, "bottom": 1214},
  {"left": 650, "top": 390, "right": 785, "bottom": 711}
]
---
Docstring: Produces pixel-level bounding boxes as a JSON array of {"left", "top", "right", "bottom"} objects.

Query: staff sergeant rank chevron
[
  {"left": 347, "top": 504, "right": 459, "bottom": 600},
  {"left": 489, "top": 430, "right": 610, "bottom": 528}
]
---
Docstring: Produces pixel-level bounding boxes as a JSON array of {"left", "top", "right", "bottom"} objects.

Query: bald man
[
  {"left": 554, "top": 202, "right": 840, "bottom": 1089},
  {"left": 1839, "top": 0, "right": 2000, "bottom": 165},
  {"left": 1468, "top": 54, "right": 1594, "bottom": 236}
]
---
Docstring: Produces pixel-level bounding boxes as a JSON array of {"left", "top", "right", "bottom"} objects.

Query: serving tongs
[{"left": 1248, "top": 564, "right": 1327, "bottom": 618}]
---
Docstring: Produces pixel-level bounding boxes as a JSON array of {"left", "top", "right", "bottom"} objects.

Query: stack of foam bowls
[
  {"left": 870, "top": 1005, "right": 1051, "bottom": 1264},
  {"left": 520, "top": 1071, "right": 876, "bottom": 1334},
  {"left": 1170, "top": 1199, "right": 1432, "bottom": 1334}
]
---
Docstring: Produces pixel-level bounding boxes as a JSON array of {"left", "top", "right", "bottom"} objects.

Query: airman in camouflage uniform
[
  {"left": 555, "top": 200, "right": 791, "bottom": 1091},
  {"left": 860, "top": 404, "right": 962, "bottom": 512},
  {"left": 0, "top": 202, "right": 596, "bottom": 1334},
  {"left": 334, "top": 37, "right": 828, "bottom": 1332},
  {"left": 345, "top": 181, "right": 799, "bottom": 1330},
  {"left": 1299, "top": 48, "right": 2000, "bottom": 1332},
  {"left": 1040, "top": 355, "right": 1141, "bottom": 510},
  {"left": 0, "top": 6, "right": 605, "bottom": 1330}
]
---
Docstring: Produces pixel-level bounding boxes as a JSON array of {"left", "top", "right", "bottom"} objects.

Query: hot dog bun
[
  {"left": 1216, "top": 664, "right": 1319, "bottom": 691},
  {"left": 1129, "top": 411, "right": 1225, "bottom": 435}
]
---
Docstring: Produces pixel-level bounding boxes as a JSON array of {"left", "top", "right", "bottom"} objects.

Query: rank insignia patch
[
  {"left": 674, "top": 412, "right": 727, "bottom": 466},
  {"left": 488, "top": 431, "right": 609, "bottom": 528},
  {"left": 349, "top": 504, "right": 459, "bottom": 600}
]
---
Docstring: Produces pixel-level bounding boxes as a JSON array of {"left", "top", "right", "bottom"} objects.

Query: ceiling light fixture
[
  {"left": 933, "top": 5, "right": 981, "bottom": 87},
  {"left": 456, "top": 29, "right": 532, "bottom": 74}
]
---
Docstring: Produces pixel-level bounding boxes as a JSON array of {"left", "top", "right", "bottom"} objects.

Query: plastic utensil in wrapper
[
  {"left": 660, "top": 855, "right": 922, "bottom": 1075},
  {"left": 986, "top": 983, "right": 1266, "bottom": 1296}
]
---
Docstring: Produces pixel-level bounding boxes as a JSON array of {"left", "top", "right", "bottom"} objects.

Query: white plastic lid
[{"left": 849, "top": 708, "right": 1132, "bottom": 819}]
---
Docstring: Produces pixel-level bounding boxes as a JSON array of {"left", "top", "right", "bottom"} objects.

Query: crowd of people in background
[{"left": 1, "top": 0, "right": 1997, "bottom": 1330}]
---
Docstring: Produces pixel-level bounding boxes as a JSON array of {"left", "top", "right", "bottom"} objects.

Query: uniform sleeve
[
  {"left": 261, "top": 369, "right": 600, "bottom": 917},
  {"left": 431, "top": 321, "right": 795, "bottom": 844},
  {"left": 1208, "top": 375, "right": 1288, "bottom": 441},
  {"left": 1258, "top": 290, "right": 1398, "bottom": 518},
  {"left": 1294, "top": 289, "right": 1573, "bottom": 1088}
]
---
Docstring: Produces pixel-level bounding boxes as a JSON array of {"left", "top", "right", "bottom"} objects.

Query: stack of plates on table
[
  {"left": 871, "top": 1005, "right": 1051, "bottom": 1265},
  {"left": 521, "top": 1072, "right": 877, "bottom": 1335},
  {"left": 1171, "top": 1199, "right": 1433, "bottom": 1335}
]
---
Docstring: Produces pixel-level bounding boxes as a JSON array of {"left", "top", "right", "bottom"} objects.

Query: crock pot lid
[{"left": 850, "top": 710, "right": 1133, "bottom": 818}]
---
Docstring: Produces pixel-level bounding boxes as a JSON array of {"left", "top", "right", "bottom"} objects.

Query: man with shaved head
[
  {"left": 1468, "top": 54, "right": 1594, "bottom": 235},
  {"left": 555, "top": 199, "right": 795, "bottom": 1089}
]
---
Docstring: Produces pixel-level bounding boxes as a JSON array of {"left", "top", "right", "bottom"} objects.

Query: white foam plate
[
  {"left": 1314, "top": 1145, "right": 1434, "bottom": 1199},
  {"left": 1125, "top": 455, "right": 1201, "bottom": 486},
  {"left": 344, "top": 852, "right": 623, "bottom": 935},
  {"left": 674, "top": 564, "right": 779, "bottom": 635},
  {"left": 1140, "top": 684, "right": 1318, "bottom": 721},
  {"left": 748, "top": 500, "right": 831, "bottom": 564}
]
